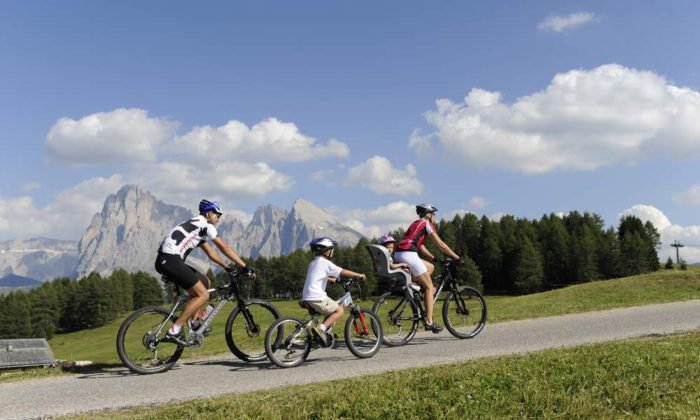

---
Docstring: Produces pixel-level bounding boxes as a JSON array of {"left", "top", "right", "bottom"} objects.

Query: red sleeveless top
[{"left": 397, "top": 219, "right": 435, "bottom": 252}]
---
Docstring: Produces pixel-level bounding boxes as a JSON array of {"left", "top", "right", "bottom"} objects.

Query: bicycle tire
[
  {"left": 225, "top": 299, "right": 280, "bottom": 362},
  {"left": 372, "top": 291, "right": 418, "bottom": 347},
  {"left": 344, "top": 309, "right": 383, "bottom": 358},
  {"left": 264, "top": 316, "right": 312, "bottom": 368},
  {"left": 442, "top": 286, "right": 487, "bottom": 339},
  {"left": 116, "top": 306, "right": 184, "bottom": 374}
]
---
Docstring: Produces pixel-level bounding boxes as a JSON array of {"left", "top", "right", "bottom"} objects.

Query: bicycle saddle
[{"left": 298, "top": 300, "right": 318, "bottom": 315}]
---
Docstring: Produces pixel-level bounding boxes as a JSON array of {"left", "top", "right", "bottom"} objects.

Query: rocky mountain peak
[{"left": 1, "top": 185, "right": 365, "bottom": 280}]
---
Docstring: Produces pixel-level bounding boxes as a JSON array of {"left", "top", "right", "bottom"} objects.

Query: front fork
[{"left": 351, "top": 306, "right": 370, "bottom": 335}]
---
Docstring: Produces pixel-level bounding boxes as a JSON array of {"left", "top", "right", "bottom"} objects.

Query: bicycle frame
[
  {"left": 402, "top": 259, "right": 460, "bottom": 323},
  {"left": 160, "top": 270, "right": 249, "bottom": 339},
  {"left": 294, "top": 278, "right": 369, "bottom": 344}
]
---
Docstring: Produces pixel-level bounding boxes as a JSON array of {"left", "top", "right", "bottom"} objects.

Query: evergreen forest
[{"left": 0, "top": 212, "right": 661, "bottom": 340}]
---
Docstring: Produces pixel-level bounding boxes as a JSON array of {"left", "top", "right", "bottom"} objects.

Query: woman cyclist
[{"left": 394, "top": 203, "right": 460, "bottom": 333}]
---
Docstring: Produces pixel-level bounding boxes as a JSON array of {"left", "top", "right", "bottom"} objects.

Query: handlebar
[
  {"left": 335, "top": 276, "right": 364, "bottom": 291},
  {"left": 226, "top": 266, "right": 256, "bottom": 280}
]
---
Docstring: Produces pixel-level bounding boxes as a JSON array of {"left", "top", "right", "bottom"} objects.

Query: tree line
[
  {"left": 0, "top": 270, "right": 163, "bottom": 340},
  {"left": 0, "top": 212, "right": 660, "bottom": 340},
  {"left": 249, "top": 212, "right": 660, "bottom": 296}
]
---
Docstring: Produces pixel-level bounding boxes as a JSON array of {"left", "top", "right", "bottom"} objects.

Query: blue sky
[{"left": 2, "top": 1, "right": 700, "bottom": 261}]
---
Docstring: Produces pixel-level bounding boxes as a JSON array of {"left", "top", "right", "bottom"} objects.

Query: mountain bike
[
  {"left": 372, "top": 258, "right": 487, "bottom": 346},
  {"left": 116, "top": 268, "right": 280, "bottom": 374},
  {"left": 264, "top": 277, "right": 383, "bottom": 368}
]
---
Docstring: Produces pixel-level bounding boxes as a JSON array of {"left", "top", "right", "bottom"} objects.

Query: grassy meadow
[
  {"left": 1, "top": 266, "right": 698, "bottom": 385},
  {"left": 76, "top": 331, "right": 700, "bottom": 419}
]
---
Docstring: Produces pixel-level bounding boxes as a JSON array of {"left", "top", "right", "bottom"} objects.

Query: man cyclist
[
  {"left": 394, "top": 203, "right": 460, "bottom": 333},
  {"left": 156, "top": 199, "right": 250, "bottom": 345}
]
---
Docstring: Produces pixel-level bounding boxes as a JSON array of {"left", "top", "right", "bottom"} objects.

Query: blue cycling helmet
[
  {"left": 310, "top": 237, "right": 337, "bottom": 254},
  {"left": 199, "top": 199, "right": 222, "bottom": 215}
]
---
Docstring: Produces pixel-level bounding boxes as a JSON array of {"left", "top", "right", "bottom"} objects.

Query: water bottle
[
  {"left": 202, "top": 304, "right": 214, "bottom": 320},
  {"left": 190, "top": 304, "right": 214, "bottom": 331}
]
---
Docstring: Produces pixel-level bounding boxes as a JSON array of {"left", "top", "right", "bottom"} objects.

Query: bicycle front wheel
[
  {"left": 225, "top": 300, "right": 280, "bottom": 362},
  {"left": 264, "top": 317, "right": 311, "bottom": 368},
  {"left": 345, "top": 309, "right": 383, "bottom": 358},
  {"left": 372, "top": 292, "right": 418, "bottom": 347},
  {"left": 116, "top": 306, "right": 184, "bottom": 374},
  {"left": 442, "top": 286, "right": 487, "bottom": 339}
]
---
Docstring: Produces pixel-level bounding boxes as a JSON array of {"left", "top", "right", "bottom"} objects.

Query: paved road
[{"left": 2, "top": 300, "right": 699, "bottom": 419}]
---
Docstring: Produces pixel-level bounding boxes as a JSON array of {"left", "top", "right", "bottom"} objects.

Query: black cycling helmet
[
  {"left": 309, "top": 237, "right": 337, "bottom": 254},
  {"left": 416, "top": 203, "right": 438, "bottom": 217},
  {"left": 199, "top": 199, "right": 223, "bottom": 215}
]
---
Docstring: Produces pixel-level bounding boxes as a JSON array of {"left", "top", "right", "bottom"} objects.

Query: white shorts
[{"left": 394, "top": 251, "right": 428, "bottom": 277}]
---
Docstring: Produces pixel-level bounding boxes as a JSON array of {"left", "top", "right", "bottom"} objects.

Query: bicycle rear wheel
[
  {"left": 372, "top": 292, "right": 418, "bottom": 346},
  {"left": 116, "top": 306, "right": 184, "bottom": 374},
  {"left": 442, "top": 286, "right": 487, "bottom": 339},
  {"left": 264, "top": 317, "right": 311, "bottom": 368},
  {"left": 345, "top": 309, "right": 383, "bottom": 358},
  {"left": 225, "top": 300, "right": 280, "bottom": 362}
]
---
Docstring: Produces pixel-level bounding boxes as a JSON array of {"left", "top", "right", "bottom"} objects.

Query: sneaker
[
  {"left": 311, "top": 323, "right": 329, "bottom": 347},
  {"left": 163, "top": 330, "right": 188, "bottom": 346},
  {"left": 424, "top": 323, "right": 443, "bottom": 334}
]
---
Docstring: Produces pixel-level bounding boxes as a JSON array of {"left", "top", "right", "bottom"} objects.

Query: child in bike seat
[
  {"left": 302, "top": 237, "right": 366, "bottom": 346},
  {"left": 378, "top": 234, "right": 420, "bottom": 292}
]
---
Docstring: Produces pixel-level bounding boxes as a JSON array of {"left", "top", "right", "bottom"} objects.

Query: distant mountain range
[
  {"left": 0, "top": 273, "right": 43, "bottom": 288},
  {"left": 0, "top": 185, "right": 364, "bottom": 282}
]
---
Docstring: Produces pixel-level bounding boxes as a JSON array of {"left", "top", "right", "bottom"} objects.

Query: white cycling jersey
[{"left": 159, "top": 215, "right": 218, "bottom": 259}]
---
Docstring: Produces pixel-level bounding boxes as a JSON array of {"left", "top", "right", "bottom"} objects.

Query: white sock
[
  {"left": 170, "top": 324, "right": 182, "bottom": 334},
  {"left": 319, "top": 324, "right": 327, "bottom": 332}
]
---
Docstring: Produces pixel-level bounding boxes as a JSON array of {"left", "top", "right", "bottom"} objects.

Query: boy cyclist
[{"left": 302, "top": 237, "right": 366, "bottom": 346}]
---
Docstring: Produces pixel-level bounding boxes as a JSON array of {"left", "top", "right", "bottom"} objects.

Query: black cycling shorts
[{"left": 155, "top": 252, "right": 208, "bottom": 290}]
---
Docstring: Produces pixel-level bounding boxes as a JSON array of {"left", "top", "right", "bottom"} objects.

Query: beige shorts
[{"left": 306, "top": 296, "right": 339, "bottom": 316}]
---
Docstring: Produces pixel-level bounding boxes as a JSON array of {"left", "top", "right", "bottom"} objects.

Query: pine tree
[
  {"left": 456, "top": 254, "right": 484, "bottom": 290},
  {"left": 665, "top": 256, "right": 674, "bottom": 269},
  {"left": 537, "top": 214, "right": 571, "bottom": 288},
  {"left": 132, "top": 271, "right": 164, "bottom": 308},
  {"left": 0, "top": 291, "right": 32, "bottom": 338},
  {"left": 513, "top": 236, "right": 544, "bottom": 294},
  {"left": 477, "top": 216, "right": 502, "bottom": 292},
  {"left": 109, "top": 268, "right": 134, "bottom": 314},
  {"left": 29, "top": 285, "right": 59, "bottom": 339}
]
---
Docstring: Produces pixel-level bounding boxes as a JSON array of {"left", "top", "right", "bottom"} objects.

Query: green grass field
[
  {"left": 2, "top": 267, "right": 698, "bottom": 385},
  {"left": 75, "top": 331, "right": 700, "bottom": 419},
  {"left": 49, "top": 267, "right": 700, "bottom": 364}
]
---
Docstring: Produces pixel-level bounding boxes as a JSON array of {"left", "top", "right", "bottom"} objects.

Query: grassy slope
[
  {"left": 77, "top": 331, "right": 700, "bottom": 419},
  {"left": 49, "top": 267, "right": 700, "bottom": 364}
]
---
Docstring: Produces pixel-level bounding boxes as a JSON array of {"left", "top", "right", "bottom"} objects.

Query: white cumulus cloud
[
  {"left": 673, "top": 185, "right": 700, "bottom": 207},
  {"left": 0, "top": 175, "right": 125, "bottom": 239},
  {"left": 619, "top": 204, "right": 700, "bottom": 263},
  {"left": 346, "top": 156, "right": 423, "bottom": 196},
  {"left": 329, "top": 201, "right": 418, "bottom": 238},
  {"left": 467, "top": 196, "right": 490, "bottom": 209},
  {"left": 47, "top": 108, "right": 178, "bottom": 164},
  {"left": 538, "top": 12, "right": 595, "bottom": 32},
  {"left": 423, "top": 64, "right": 700, "bottom": 174},
  {"left": 174, "top": 118, "right": 349, "bottom": 163},
  {"left": 130, "top": 161, "right": 293, "bottom": 205}
]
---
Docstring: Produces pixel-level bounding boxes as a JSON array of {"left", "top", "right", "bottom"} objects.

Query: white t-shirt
[
  {"left": 159, "top": 215, "right": 218, "bottom": 260},
  {"left": 302, "top": 256, "right": 343, "bottom": 300}
]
